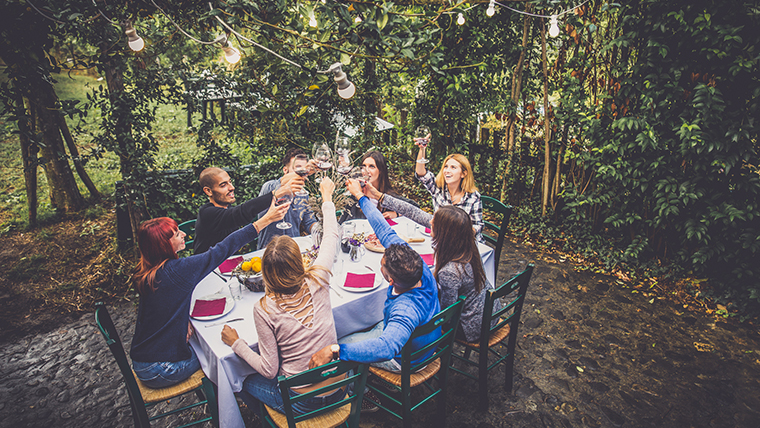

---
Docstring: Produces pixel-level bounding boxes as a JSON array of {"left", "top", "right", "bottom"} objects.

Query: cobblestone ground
[{"left": 2, "top": 240, "right": 759, "bottom": 427}]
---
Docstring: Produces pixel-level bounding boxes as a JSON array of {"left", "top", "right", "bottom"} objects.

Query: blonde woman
[
  {"left": 415, "top": 144, "right": 484, "bottom": 242},
  {"left": 220, "top": 177, "right": 343, "bottom": 416}
]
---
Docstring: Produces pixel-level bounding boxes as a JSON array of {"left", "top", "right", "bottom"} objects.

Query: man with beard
[{"left": 193, "top": 167, "right": 303, "bottom": 254}]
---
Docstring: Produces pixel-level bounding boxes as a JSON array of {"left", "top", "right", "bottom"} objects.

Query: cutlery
[
  {"left": 329, "top": 285, "right": 343, "bottom": 298},
  {"left": 204, "top": 318, "right": 244, "bottom": 328},
  {"left": 213, "top": 270, "right": 229, "bottom": 282},
  {"left": 364, "top": 265, "right": 375, "bottom": 272}
]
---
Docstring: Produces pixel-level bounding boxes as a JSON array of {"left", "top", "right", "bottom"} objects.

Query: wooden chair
[
  {"left": 94, "top": 302, "right": 218, "bottom": 428},
  {"left": 178, "top": 220, "right": 196, "bottom": 248},
  {"left": 450, "top": 264, "right": 534, "bottom": 410},
  {"left": 260, "top": 360, "right": 369, "bottom": 428},
  {"left": 480, "top": 196, "right": 514, "bottom": 282},
  {"left": 365, "top": 297, "right": 465, "bottom": 428}
]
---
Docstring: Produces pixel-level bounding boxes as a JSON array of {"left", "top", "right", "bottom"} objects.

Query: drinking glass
[
  {"left": 275, "top": 194, "right": 292, "bottom": 229},
  {"left": 414, "top": 125, "right": 431, "bottom": 164},
  {"left": 312, "top": 143, "right": 333, "bottom": 182},
  {"left": 293, "top": 154, "right": 310, "bottom": 196},
  {"left": 335, "top": 134, "right": 351, "bottom": 156},
  {"left": 336, "top": 150, "right": 352, "bottom": 177}
]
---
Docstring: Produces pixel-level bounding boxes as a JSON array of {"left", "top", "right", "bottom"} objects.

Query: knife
[{"left": 204, "top": 317, "right": 244, "bottom": 328}]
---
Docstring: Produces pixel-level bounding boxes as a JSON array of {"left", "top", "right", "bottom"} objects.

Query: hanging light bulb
[
  {"left": 457, "top": 12, "right": 465, "bottom": 26},
  {"left": 486, "top": 0, "right": 496, "bottom": 17},
  {"left": 328, "top": 63, "right": 356, "bottom": 99},
  {"left": 220, "top": 38, "right": 241, "bottom": 64},
  {"left": 354, "top": 15, "right": 362, "bottom": 23},
  {"left": 124, "top": 21, "right": 144, "bottom": 52},
  {"left": 308, "top": 11, "right": 318, "bottom": 28},
  {"left": 549, "top": 15, "right": 560, "bottom": 38}
]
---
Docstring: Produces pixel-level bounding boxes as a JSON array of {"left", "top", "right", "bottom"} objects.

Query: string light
[
  {"left": 220, "top": 37, "right": 241, "bottom": 63},
  {"left": 486, "top": 0, "right": 496, "bottom": 17},
  {"left": 457, "top": 13, "right": 465, "bottom": 25},
  {"left": 124, "top": 21, "right": 145, "bottom": 51},
  {"left": 548, "top": 15, "right": 560, "bottom": 37},
  {"left": 308, "top": 11, "right": 318, "bottom": 28}
]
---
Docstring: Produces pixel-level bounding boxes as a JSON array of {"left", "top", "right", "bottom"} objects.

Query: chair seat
[
  {"left": 369, "top": 358, "right": 441, "bottom": 388},
  {"left": 456, "top": 323, "right": 511, "bottom": 349},
  {"left": 133, "top": 369, "right": 205, "bottom": 404},
  {"left": 264, "top": 394, "right": 351, "bottom": 428}
]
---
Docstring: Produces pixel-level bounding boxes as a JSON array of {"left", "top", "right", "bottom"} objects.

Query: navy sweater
[
  {"left": 130, "top": 223, "right": 260, "bottom": 362},
  {"left": 193, "top": 192, "right": 274, "bottom": 254}
]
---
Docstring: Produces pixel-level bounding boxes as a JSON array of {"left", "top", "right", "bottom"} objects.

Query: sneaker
[{"left": 361, "top": 390, "right": 380, "bottom": 413}]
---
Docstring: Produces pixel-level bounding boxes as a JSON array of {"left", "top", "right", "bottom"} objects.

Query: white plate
[
  {"left": 337, "top": 268, "right": 384, "bottom": 293},
  {"left": 190, "top": 293, "right": 235, "bottom": 321}
]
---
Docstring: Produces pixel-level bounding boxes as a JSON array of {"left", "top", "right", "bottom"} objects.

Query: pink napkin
[
  {"left": 344, "top": 272, "right": 376, "bottom": 288},
  {"left": 424, "top": 227, "right": 432, "bottom": 234},
  {"left": 386, "top": 218, "right": 398, "bottom": 226},
  {"left": 219, "top": 256, "right": 243, "bottom": 274},
  {"left": 420, "top": 254, "right": 435, "bottom": 266},
  {"left": 191, "top": 298, "right": 226, "bottom": 317}
]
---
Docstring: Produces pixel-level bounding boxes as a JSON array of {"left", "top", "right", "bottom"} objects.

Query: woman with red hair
[{"left": 129, "top": 200, "right": 289, "bottom": 389}]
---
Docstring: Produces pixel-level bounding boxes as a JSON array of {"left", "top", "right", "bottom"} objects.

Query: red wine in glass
[{"left": 275, "top": 195, "right": 292, "bottom": 229}]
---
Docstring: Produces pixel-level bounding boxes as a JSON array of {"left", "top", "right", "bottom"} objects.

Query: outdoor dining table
[{"left": 189, "top": 216, "right": 496, "bottom": 428}]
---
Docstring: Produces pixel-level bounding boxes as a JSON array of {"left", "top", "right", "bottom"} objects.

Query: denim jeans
[
  {"left": 338, "top": 321, "right": 403, "bottom": 372},
  {"left": 239, "top": 373, "right": 345, "bottom": 417},
  {"left": 132, "top": 344, "right": 201, "bottom": 389}
]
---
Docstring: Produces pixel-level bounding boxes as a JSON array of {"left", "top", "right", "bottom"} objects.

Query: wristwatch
[{"left": 331, "top": 344, "right": 340, "bottom": 361}]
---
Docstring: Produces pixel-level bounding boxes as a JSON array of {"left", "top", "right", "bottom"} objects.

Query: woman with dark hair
[
  {"left": 129, "top": 200, "right": 290, "bottom": 389},
  {"left": 357, "top": 182, "right": 497, "bottom": 342},
  {"left": 340, "top": 150, "right": 417, "bottom": 222},
  {"left": 220, "top": 178, "right": 346, "bottom": 416}
]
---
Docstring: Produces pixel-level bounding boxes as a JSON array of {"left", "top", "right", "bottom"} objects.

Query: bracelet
[{"left": 378, "top": 193, "right": 386, "bottom": 206}]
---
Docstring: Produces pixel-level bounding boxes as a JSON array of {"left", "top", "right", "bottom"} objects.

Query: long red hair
[{"left": 133, "top": 217, "right": 179, "bottom": 293}]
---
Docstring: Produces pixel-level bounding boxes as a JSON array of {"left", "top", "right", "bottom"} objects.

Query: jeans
[
  {"left": 338, "top": 321, "right": 402, "bottom": 372},
  {"left": 239, "top": 373, "right": 345, "bottom": 417},
  {"left": 132, "top": 344, "right": 201, "bottom": 389}
]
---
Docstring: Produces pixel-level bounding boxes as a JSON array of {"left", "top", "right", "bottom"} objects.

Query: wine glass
[
  {"left": 336, "top": 150, "right": 352, "bottom": 177},
  {"left": 312, "top": 143, "right": 333, "bottom": 182},
  {"left": 274, "top": 194, "right": 293, "bottom": 229},
  {"left": 414, "top": 125, "right": 431, "bottom": 164},
  {"left": 335, "top": 134, "right": 351, "bottom": 156},
  {"left": 292, "top": 154, "right": 310, "bottom": 197}
]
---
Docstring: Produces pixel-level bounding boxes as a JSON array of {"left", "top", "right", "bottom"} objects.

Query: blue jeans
[
  {"left": 132, "top": 344, "right": 201, "bottom": 389},
  {"left": 338, "top": 321, "right": 402, "bottom": 372},
  {"left": 240, "top": 373, "right": 345, "bottom": 417}
]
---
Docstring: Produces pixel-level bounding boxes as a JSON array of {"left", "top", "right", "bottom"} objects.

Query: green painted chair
[
  {"left": 94, "top": 302, "right": 218, "bottom": 428},
  {"left": 480, "top": 196, "right": 514, "bottom": 282},
  {"left": 450, "top": 264, "right": 534, "bottom": 410},
  {"left": 365, "top": 297, "right": 465, "bottom": 428},
  {"left": 260, "top": 360, "right": 369, "bottom": 428}
]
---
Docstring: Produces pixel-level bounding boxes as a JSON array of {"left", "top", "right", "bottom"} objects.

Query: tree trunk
[
  {"left": 501, "top": 8, "right": 532, "bottom": 201},
  {"left": 540, "top": 20, "right": 551, "bottom": 216},
  {"left": 57, "top": 113, "right": 102, "bottom": 200},
  {"left": 18, "top": 95, "right": 38, "bottom": 227}
]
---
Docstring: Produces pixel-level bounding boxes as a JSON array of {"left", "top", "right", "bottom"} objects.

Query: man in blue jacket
[{"left": 309, "top": 179, "right": 440, "bottom": 372}]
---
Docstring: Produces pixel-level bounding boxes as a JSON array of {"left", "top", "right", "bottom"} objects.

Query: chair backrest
[
  {"left": 480, "top": 264, "right": 534, "bottom": 351},
  {"left": 178, "top": 219, "right": 196, "bottom": 248},
  {"left": 276, "top": 360, "right": 369, "bottom": 428},
  {"left": 401, "top": 297, "right": 465, "bottom": 378},
  {"left": 480, "top": 196, "right": 514, "bottom": 265},
  {"left": 94, "top": 302, "right": 151, "bottom": 428}
]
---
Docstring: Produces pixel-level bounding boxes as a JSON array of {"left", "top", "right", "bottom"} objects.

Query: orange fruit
[
  {"left": 251, "top": 257, "right": 262, "bottom": 273},
  {"left": 241, "top": 261, "right": 252, "bottom": 272}
]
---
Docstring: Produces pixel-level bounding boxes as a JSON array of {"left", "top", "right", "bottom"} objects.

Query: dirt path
[{"left": 1, "top": 239, "right": 759, "bottom": 427}]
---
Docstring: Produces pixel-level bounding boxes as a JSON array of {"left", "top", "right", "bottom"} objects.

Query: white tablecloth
[{"left": 190, "top": 217, "right": 495, "bottom": 428}]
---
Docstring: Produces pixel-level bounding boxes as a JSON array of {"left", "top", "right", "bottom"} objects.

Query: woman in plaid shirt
[{"left": 415, "top": 142, "right": 484, "bottom": 242}]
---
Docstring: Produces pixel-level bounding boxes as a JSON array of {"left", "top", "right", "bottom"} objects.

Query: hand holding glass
[
  {"left": 274, "top": 194, "right": 293, "bottom": 229},
  {"left": 293, "top": 154, "right": 310, "bottom": 196},
  {"left": 414, "top": 125, "right": 431, "bottom": 164}
]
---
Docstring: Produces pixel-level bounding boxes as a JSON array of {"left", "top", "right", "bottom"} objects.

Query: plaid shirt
[{"left": 417, "top": 171, "right": 484, "bottom": 242}]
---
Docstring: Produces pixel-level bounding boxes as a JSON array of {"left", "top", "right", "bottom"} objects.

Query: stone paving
[{"left": 2, "top": 240, "right": 760, "bottom": 427}]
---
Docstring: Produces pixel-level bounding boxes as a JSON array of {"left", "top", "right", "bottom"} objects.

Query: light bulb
[
  {"left": 354, "top": 16, "right": 362, "bottom": 23},
  {"left": 457, "top": 13, "right": 465, "bottom": 26},
  {"left": 486, "top": 0, "right": 495, "bottom": 17},
  {"left": 549, "top": 15, "right": 560, "bottom": 38},
  {"left": 337, "top": 82, "right": 356, "bottom": 99},
  {"left": 222, "top": 44, "right": 241, "bottom": 64},
  {"left": 309, "top": 15, "right": 317, "bottom": 27},
  {"left": 124, "top": 21, "right": 144, "bottom": 52},
  {"left": 330, "top": 63, "right": 356, "bottom": 100}
]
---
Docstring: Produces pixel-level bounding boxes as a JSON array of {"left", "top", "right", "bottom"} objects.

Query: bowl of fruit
[{"left": 232, "top": 256, "right": 265, "bottom": 292}]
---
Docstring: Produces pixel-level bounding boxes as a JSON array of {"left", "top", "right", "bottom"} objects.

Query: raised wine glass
[
  {"left": 414, "top": 125, "right": 431, "bottom": 164},
  {"left": 335, "top": 134, "right": 351, "bottom": 156},
  {"left": 292, "top": 154, "right": 310, "bottom": 197},
  {"left": 312, "top": 143, "right": 333, "bottom": 183},
  {"left": 274, "top": 194, "right": 293, "bottom": 230}
]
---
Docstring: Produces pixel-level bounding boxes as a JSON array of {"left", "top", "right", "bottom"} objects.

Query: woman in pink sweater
[{"left": 221, "top": 177, "right": 343, "bottom": 416}]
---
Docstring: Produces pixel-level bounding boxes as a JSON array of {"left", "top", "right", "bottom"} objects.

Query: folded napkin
[
  {"left": 219, "top": 256, "right": 244, "bottom": 274},
  {"left": 420, "top": 254, "right": 435, "bottom": 266},
  {"left": 424, "top": 227, "right": 432, "bottom": 234},
  {"left": 191, "top": 298, "right": 226, "bottom": 317},
  {"left": 386, "top": 218, "right": 398, "bottom": 226},
  {"left": 344, "top": 272, "right": 375, "bottom": 288}
]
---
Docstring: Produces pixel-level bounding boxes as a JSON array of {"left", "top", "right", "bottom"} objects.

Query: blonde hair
[
  {"left": 435, "top": 153, "right": 478, "bottom": 194},
  {"left": 260, "top": 236, "right": 330, "bottom": 309}
]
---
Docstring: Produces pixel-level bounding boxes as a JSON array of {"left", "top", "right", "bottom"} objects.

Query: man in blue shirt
[
  {"left": 256, "top": 148, "right": 318, "bottom": 249},
  {"left": 310, "top": 179, "right": 441, "bottom": 372}
]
